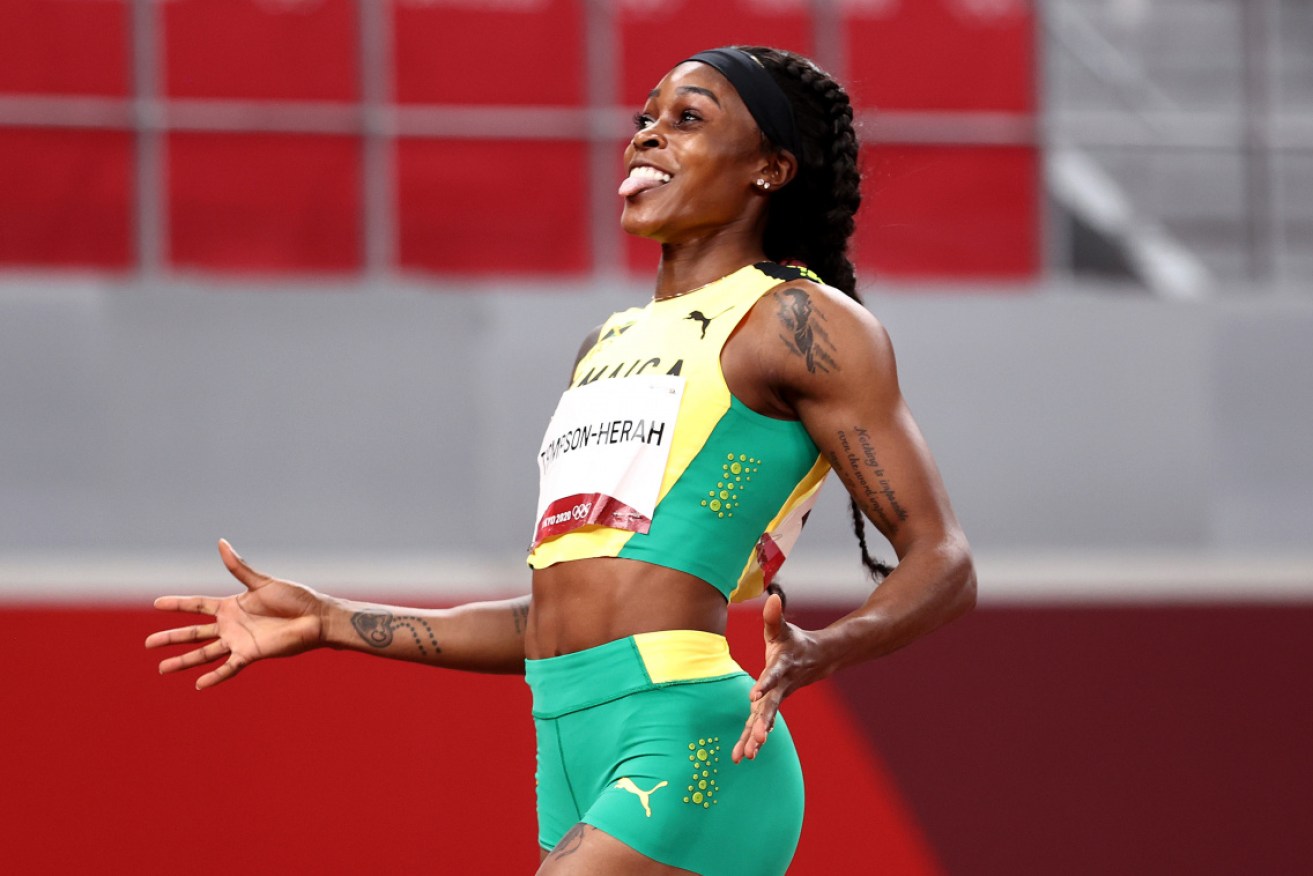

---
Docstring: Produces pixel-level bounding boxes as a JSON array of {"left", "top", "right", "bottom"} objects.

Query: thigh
[
  {"left": 575, "top": 676, "right": 805, "bottom": 876},
  {"left": 537, "top": 824, "right": 696, "bottom": 875}
]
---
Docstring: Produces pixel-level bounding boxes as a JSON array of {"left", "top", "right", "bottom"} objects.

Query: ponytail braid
[{"left": 742, "top": 46, "right": 894, "bottom": 582}]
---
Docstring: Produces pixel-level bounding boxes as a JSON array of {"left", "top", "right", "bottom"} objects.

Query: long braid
[
  {"left": 743, "top": 46, "right": 894, "bottom": 582},
  {"left": 743, "top": 47, "right": 862, "bottom": 300}
]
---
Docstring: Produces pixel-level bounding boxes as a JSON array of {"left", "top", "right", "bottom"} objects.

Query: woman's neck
[{"left": 652, "top": 228, "right": 768, "bottom": 301}]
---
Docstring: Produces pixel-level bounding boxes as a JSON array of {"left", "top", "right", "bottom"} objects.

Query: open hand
[
  {"left": 732, "top": 592, "right": 831, "bottom": 763},
  {"left": 145, "top": 540, "right": 326, "bottom": 690}
]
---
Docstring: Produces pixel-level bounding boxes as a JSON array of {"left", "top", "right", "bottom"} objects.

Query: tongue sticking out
[{"left": 619, "top": 169, "right": 670, "bottom": 198}]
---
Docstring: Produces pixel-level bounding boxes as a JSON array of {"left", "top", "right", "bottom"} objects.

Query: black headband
[{"left": 683, "top": 48, "right": 802, "bottom": 160}]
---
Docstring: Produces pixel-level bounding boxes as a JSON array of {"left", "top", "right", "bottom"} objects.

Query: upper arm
[{"left": 765, "top": 284, "right": 965, "bottom": 559}]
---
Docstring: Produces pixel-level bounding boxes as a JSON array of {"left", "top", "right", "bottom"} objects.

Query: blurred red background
[
  {"left": 0, "top": 0, "right": 1038, "bottom": 280},
  {"left": 7, "top": 3, "right": 1308, "bottom": 873}
]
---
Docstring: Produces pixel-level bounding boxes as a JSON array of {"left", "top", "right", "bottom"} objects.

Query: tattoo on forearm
[
  {"left": 512, "top": 601, "right": 530, "bottom": 637},
  {"left": 547, "top": 824, "right": 594, "bottom": 860},
  {"left": 833, "top": 427, "right": 910, "bottom": 535},
  {"left": 351, "top": 610, "right": 442, "bottom": 656},
  {"left": 393, "top": 617, "right": 441, "bottom": 656},
  {"left": 351, "top": 610, "right": 393, "bottom": 648},
  {"left": 775, "top": 288, "right": 839, "bottom": 374}
]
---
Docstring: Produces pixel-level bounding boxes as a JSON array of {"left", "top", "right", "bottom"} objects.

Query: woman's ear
[{"left": 755, "top": 149, "right": 798, "bottom": 191}]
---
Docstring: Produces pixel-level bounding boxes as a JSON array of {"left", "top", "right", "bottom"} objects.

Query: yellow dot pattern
[
  {"left": 699, "top": 454, "right": 761, "bottom": 520},
  {"left": 683, "top": 737, "right": 721, "bottom": 809}
]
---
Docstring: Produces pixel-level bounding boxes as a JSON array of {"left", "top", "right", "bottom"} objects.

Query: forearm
[
  {"left": 816, "top": 536, "right": 976, "bottom": 674},
  {"left": 320, "top": 594, "right": 531, "bottom": 674}
]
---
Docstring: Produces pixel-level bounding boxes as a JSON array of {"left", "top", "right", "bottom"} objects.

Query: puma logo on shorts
[{"left": 614, "top": 777, "right": 668, "bottom": 817}]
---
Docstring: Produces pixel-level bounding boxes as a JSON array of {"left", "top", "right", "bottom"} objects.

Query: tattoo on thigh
[
  {"left": 548, "top": 824, "right": 594, "bottom": 860},
  {"left": 350, "top": 610, "right": 442, "bottom": 656},
  {"left": 512, "top": 600, "right": 530, "bottom": 637},
  {"left": 775, "top": 288, "right": 839, "bottom": 375}
]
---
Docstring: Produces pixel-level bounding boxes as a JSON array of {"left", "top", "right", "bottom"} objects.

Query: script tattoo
[
  {"left": 832, "top": 427, "right": 910, "bottom": 536},
  {"left": 350, "top": 610, "right": 442, "bottom": 656},
  {"left": 775, "top": 288, "right": 839, "bottom": 374}
]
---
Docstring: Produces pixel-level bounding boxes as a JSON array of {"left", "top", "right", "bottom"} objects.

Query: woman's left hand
[{"left": 732, "top": 592, "right": 832, "bottom": 763}]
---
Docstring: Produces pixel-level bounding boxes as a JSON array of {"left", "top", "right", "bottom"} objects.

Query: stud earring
[{"left": 756, "top": 179, "right": 771, "bottom": 190}]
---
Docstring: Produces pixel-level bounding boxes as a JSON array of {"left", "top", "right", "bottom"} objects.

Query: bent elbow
[{"left": 946, "top": 540, "right": 977, "bottom": 619}]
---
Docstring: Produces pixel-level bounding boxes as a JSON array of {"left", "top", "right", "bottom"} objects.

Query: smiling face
[{"left": 619, "top": 62, "right": 778, "bottom": 246}]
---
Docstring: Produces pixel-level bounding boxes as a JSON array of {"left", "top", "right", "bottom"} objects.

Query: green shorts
[{"left": 525, "top": 630, "right": 804, "bottom": 876}]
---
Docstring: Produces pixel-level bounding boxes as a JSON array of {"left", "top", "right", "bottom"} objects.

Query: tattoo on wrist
[
  {"left": 351, "top": 610, "right": 393, "bottom": 648},
  {"left": 776, "top": 288, "right": 839, "bottom": 375},
  {"left": 832, "top": 427, "right": 910, "bottom": 535},
  {"left": 350, "top": 610, "right": 442, "bottom": 656}
]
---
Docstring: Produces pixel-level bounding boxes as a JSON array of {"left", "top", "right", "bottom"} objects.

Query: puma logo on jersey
[
  {"left": 686, "top": 307, "right": 731, "bottom": 339},
  {"left": 614, "top": 777, "right": 668, "bottom": 817}
]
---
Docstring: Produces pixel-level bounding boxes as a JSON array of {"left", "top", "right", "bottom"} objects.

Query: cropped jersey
[{"left": 527, "top": 262, "right": 830, "bottom": 602}]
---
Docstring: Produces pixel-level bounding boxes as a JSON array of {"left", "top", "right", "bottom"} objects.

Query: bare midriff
[{"left": 527, "top": 557, "right": 728, "bottom": 659}]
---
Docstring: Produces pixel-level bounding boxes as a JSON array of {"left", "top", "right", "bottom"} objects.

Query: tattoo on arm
[
  {"left": 512, "top": 600, "right": 530, "bottom": 637},
  {"left": 776, "top": 288, "right": 839, "bottom": 374},
  {"left": 832, "top": 427, "right": 911, "bottom": 536},
  {"left": 350, "top": 609, "right": 442, "bottom": 656},
  {"left": 351, "top": 610, "right": 393, "bottom": 648}
]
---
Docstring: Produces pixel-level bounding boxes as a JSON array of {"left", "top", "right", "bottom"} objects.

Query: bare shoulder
[
  {"left": 756, "top": 278, "right": 895, "bottom": 380},
  {"left": 725, "top": 278, "right": 899, "bottom": 418}
]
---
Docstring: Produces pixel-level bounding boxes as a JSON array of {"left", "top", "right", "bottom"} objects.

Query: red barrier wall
[
  {"left": 2, "top": 601, "right": 1310, "bottom": 874},
  {"left": 0, "top": 602, "right": 937, "bottom": 874}
]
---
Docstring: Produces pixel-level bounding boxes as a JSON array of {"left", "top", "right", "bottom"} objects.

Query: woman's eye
[{"left": 631, "top": 109, "right": 699, "bottom": 132}]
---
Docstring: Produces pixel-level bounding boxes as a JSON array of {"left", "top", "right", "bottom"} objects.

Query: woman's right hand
[{"left": 146, "top": 539, "right": 328, "bottom": 690}]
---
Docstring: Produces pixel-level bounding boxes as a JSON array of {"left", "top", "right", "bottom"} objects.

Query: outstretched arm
[
  {"left": 146, "top": 539, "right": 530, "bottom": 690},
  {"left": 732, "top": 282, "right": 976, "bottom": 761}
]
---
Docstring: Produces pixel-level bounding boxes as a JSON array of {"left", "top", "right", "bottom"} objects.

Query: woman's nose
[{"left": 631, "top": 125, "right": 665, "bottom": 151}]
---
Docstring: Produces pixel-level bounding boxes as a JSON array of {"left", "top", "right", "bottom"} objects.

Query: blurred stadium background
[{"left": 2, "top": 0, "right": 1311, "bottom": 872}]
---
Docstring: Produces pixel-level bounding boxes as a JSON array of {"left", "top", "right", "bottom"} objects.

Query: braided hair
[{"left": 741, "top": 46, "right": 895, "bottom": 582}]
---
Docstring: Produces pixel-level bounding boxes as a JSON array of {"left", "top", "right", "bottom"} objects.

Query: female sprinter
[{"left": 147, "top": 46, "right": 976, "bottom": 875}]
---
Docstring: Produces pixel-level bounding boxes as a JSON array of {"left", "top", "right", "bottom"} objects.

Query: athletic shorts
[{"left": 525, "top": 630, "right": 804, "bottom": 876}]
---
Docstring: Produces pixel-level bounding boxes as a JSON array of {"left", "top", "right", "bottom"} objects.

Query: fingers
[
  {"left": 152, "top": 595, "right": 220, "bottom": 616},
  {"left": 144, "top": 623, "right": 219, "bottom": 650},
  {"left": 149, "top": 621, "right": 252, "bottom": 691},
  {"left": 195, "top": 653, "right": 249, "bottom": 691},
  {"left": 732, "top": 715, "right": 761, "bottom": 763},
  {"left": 761, "top": 592, "right": 784, "bottom": 641},
  {"left": 735, "top": 592, "right": 790, "bottom": 763},
  {"left": 156, "top": 639, "right": 231, "bottom": 676},
  {"left": 732, "top": 725, "right": 752, "bottom": 763},
  {"left": 750, "top": 654, "right": 785, "bottom": 701},
  {"left": 731, "top": 693, "right": 780, "bottom": 763},
  {"left": 217, "top": 538, "right": 268, "bottom": 591}
]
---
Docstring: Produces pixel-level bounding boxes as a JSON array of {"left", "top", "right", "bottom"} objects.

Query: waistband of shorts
[{"left": 525, "top": 629, "right": 745, "bottom": 719}]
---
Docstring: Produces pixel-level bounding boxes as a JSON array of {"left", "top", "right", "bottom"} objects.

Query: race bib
[{"left": 532, "top": 375, "right": 685, "bottom": 547}]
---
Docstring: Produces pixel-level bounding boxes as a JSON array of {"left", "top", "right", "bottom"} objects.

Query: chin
[{"left": 619, "top": 208, "right": 665, "bottom": 241}]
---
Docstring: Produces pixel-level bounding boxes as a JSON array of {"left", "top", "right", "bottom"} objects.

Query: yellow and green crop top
[{"left": 527, "top": 262, "right": 831, "bottom": 603}]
